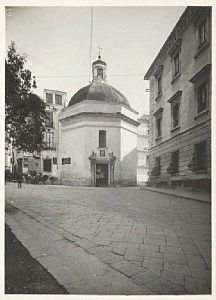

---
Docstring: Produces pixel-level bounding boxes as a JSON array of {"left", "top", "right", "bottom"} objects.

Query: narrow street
[{"left": 5, "top": 183, "right": 211, "bottom": 295}]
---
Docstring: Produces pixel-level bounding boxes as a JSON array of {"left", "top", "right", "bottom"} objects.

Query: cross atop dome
[{"left": 97, "top": 45, "right": 103, "bottom": 59}]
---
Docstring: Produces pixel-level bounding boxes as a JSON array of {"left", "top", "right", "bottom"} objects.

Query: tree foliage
[{"left": 5, "top": 41, "right": 48, "bottom": 153}]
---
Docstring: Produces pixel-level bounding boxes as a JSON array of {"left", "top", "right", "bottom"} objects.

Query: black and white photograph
[{"left": 3, "top": 1, "right": 213, "bottom": 297}]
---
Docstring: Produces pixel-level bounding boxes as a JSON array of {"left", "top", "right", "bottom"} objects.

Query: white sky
[{"left": 5, "top": 6, "right": 186, "bottom": 116}]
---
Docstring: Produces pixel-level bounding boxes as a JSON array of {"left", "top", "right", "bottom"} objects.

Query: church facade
[{"left": 58, "top": 56, "right": 139, "bottom": 187}]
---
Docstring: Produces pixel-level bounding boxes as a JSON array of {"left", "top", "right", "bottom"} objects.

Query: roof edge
[{"left": 144, "top": 6, "right": 211, "bottom": 80}]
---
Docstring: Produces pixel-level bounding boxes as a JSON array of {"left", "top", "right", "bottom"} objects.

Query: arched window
[
  {"left": 97, "top": 68, "right": 103, "bottom": 78},
  {"left": 99, "top": 130, "right": 106, "bottom": 147}
]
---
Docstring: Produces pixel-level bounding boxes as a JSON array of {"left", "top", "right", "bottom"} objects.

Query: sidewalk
[
  {"left": 5, "top": 222, "right": 69, "bottom": 294},
  {"left": 141, "top": 186, "right": 211, "bottom": 203}
]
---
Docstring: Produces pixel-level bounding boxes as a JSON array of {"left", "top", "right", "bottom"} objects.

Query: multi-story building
[
  {"left": 12, "top": 89, "right": 67, "bottom": 178},
  {"left": 144, "top": 6, "right": 211, "bottom": 191},
  {"left": 40, "top": 89, "right": 67, "bottom": 177},
  {"left": 137, "top": 114, "right": 149, "bottom": 186}
]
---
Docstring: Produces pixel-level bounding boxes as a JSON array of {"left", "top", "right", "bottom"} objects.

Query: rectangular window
[
  {"left": 62, "top": 157, "right": 71, "bottom": 165},
  {"left": 46, "top": 93, "right": 53, "bottom": 104},
  {"left": 157, "top": 76, "right": 162, "bottom": 96},
  {"left": 171, "top": 150, "right": 179, "bottom": 175},
  {"left": 55, "top": 94, "right": 62, "bottom": 105},
  {"left": 100, "top": 150, "right": 105, "bottom": 157},
  {"left": 43, "top": 159, "right": 52, "bottom": 172},
  {"left": 172, "top": 103, "right": 180, "bottom": 128},
  {"left": 197, "top": 81, "right": 208, "bottom": 113},
  {"left": 45, "top": 111, "right": 54, "bottom": 127},
  {"left": 198, "top": 20, "right": 207, "bottom": 48},
  {"left": 194, "top": 141, "right": 207, "bottom": 171},
  {"left": 53, "top": 157, "right": 57, "bottom": 164},
  {"left": 173, "top": 53, "right": 180, "bottom": 76},
  {"left": 156, "top": 117, "right": 162, "bottom": 138},
  {"left": 44, "top": 131, "right": 55, "bottom": 149},
  {"left": 99, "top": 130, "right": 106, "bottom": 147}
]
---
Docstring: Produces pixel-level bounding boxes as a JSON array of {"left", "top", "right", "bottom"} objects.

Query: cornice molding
[
  {"left": 60, "top": 112, "right": 140, "bottom": 127},
  {"left": 189, "top": 64, "right": 211, "bottom": 84},
  {"left": 153, "top": 107, "right": 163, "bottom": 116},
  {"left": 167, "top": 90, "right": 183, "bottom": 103},
  {"left": 144, "top": 6, "right": 211, "bottom": 80}
]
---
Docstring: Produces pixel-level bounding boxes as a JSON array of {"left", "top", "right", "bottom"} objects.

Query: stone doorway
[{"left": 96, "top": 164, "right": 108, "bottom": 187}]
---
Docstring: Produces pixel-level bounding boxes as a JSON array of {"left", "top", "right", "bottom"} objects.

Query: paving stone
[
  {"left": 124, "top": 249, "right": 145, "bottom": 262},
  {"left": 164, "top": 262, "right": 191, "bottom": 275},
  {"left": 93, "top": 239, "right": 111, "bottom": 246},
  {"left": 161, "top": 270, "right": 184, "bottom": 286},
  {"left": 111, "top": 260, "right": 145, "bottom": 277},
  {"left": 186, "top": 254, "right": 207, "bottom": 270},
  {"left": 197, "top": 246, "right": 211, "bottom": 258},
  {"left": 181, "top": 244, "right": 200, "bottom": 255},
  {"left": 141, "top": 250, "right": 163, "bottom": 259},
  {"left": 99, "top": 252, "right": 123, "bottom": 265},
  {"left": 109, "top": 232, "right": 125, "bottom": 242},
  {"left": 185, "top": 276, "right": 211, "bottom": 294},
  {"left": 158, "top": 284, "right": 187, "bottom": 295},
  {"left": 123, "top": 233, "right": 144, "bottom": 244},
  {"left": 140, "top": 244, "right": 159, "bottom": 252},
  {"left": 144, "top": 237, "right": 166, "bottom": 246},
  {"left": 132, "top": 270, "right": 161, "bottom": 285},
  {"left": 142, "top": 257, "right": 163, "bottom": 271},
  {"left": 118, "top": 242, "right": 140, "bottom": 251},
  {"left": 160, "top": 245, "right": 183, "bottom": 255},
  {"left": 190, "top": 268, "right": 211, "bottom": 281},
  {"left": 179, "top": 237, "right": 195, "bottom": 245},
  {"left": 112, "top": 246, "right": 125, "bottom": 256},
  {"left": 143, "top": 278, "right": 175, "bottom": 294},
  {"left": 163, "top": 253, "right": 188, "bottom": 265},
  {"left": 166, "top": 238, "right": 181, "bottom": 247}
]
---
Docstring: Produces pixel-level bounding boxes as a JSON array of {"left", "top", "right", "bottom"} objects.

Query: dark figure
[{"left": 17, "top": 172, "right": 23, "bottom": 188}]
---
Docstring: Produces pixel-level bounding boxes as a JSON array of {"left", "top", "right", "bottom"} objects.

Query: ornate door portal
[{"left": 96, "top": 164, "right": 108, "bottom": 187}]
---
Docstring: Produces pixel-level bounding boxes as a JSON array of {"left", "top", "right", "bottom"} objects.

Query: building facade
[
  {"left": 144, "top": 6, "right": 211, "bottom": 191},
  {"left": 137, "top": 114, "right": 149, "bottom": 186},
  {"left": 58, "top": 56, "right": 139, "bottom": 187},
  {"left": 40, "top": 89, "right": 67, "bottom": 177},
  {"left": 11, "top": 89, "right": 67, "bottom": 179}
]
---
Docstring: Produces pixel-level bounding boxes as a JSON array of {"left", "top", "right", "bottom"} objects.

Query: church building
[{"left": 58, "top": 55, "right": 139, "bottom": 187}]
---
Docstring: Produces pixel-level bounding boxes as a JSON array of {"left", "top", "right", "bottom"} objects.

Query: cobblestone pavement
[{"left": 5, "top": 183, "right": 211, "bottom": 295}]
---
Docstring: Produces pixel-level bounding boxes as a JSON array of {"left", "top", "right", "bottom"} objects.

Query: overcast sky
[{"left": 6, "top": 6, "right": 186, "bottom": 115}]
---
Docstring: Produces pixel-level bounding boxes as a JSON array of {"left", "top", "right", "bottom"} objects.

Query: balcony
[
  {"left": 44, "top": 142, "right": 57, "bottom": 151},
  {"left": 45, "top": 121, "right": 55, "bottom": 128}
]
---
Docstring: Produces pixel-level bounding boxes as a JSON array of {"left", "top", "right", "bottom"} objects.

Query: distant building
[
  {"left": 40, "top": 89, "right": 67, "bottom": 177},
  {"left": 144, "top": 6, "right": 211, "bottom": 191},
  {"left": 14, "top": 89, "right": 67, "bottom": 178},
  {"left": 137, "top": 114, "right": 149, "bottom": 186},
  {"left": 58, "top": 55, "right": 139, "bottom": 186}
]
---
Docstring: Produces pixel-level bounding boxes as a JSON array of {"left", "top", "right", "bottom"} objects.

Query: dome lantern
[{"left": 92, "top": 54, "right": 107, "bottom": 83}]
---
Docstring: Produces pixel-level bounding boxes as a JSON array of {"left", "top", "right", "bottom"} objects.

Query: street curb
[{"left": 141, "top": 187, "right": 211, "bottom": 204}]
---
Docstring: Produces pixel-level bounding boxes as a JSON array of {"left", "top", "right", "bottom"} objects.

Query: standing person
[{"left": 17, "top": 172, "right": 23, "bottom": 188}]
